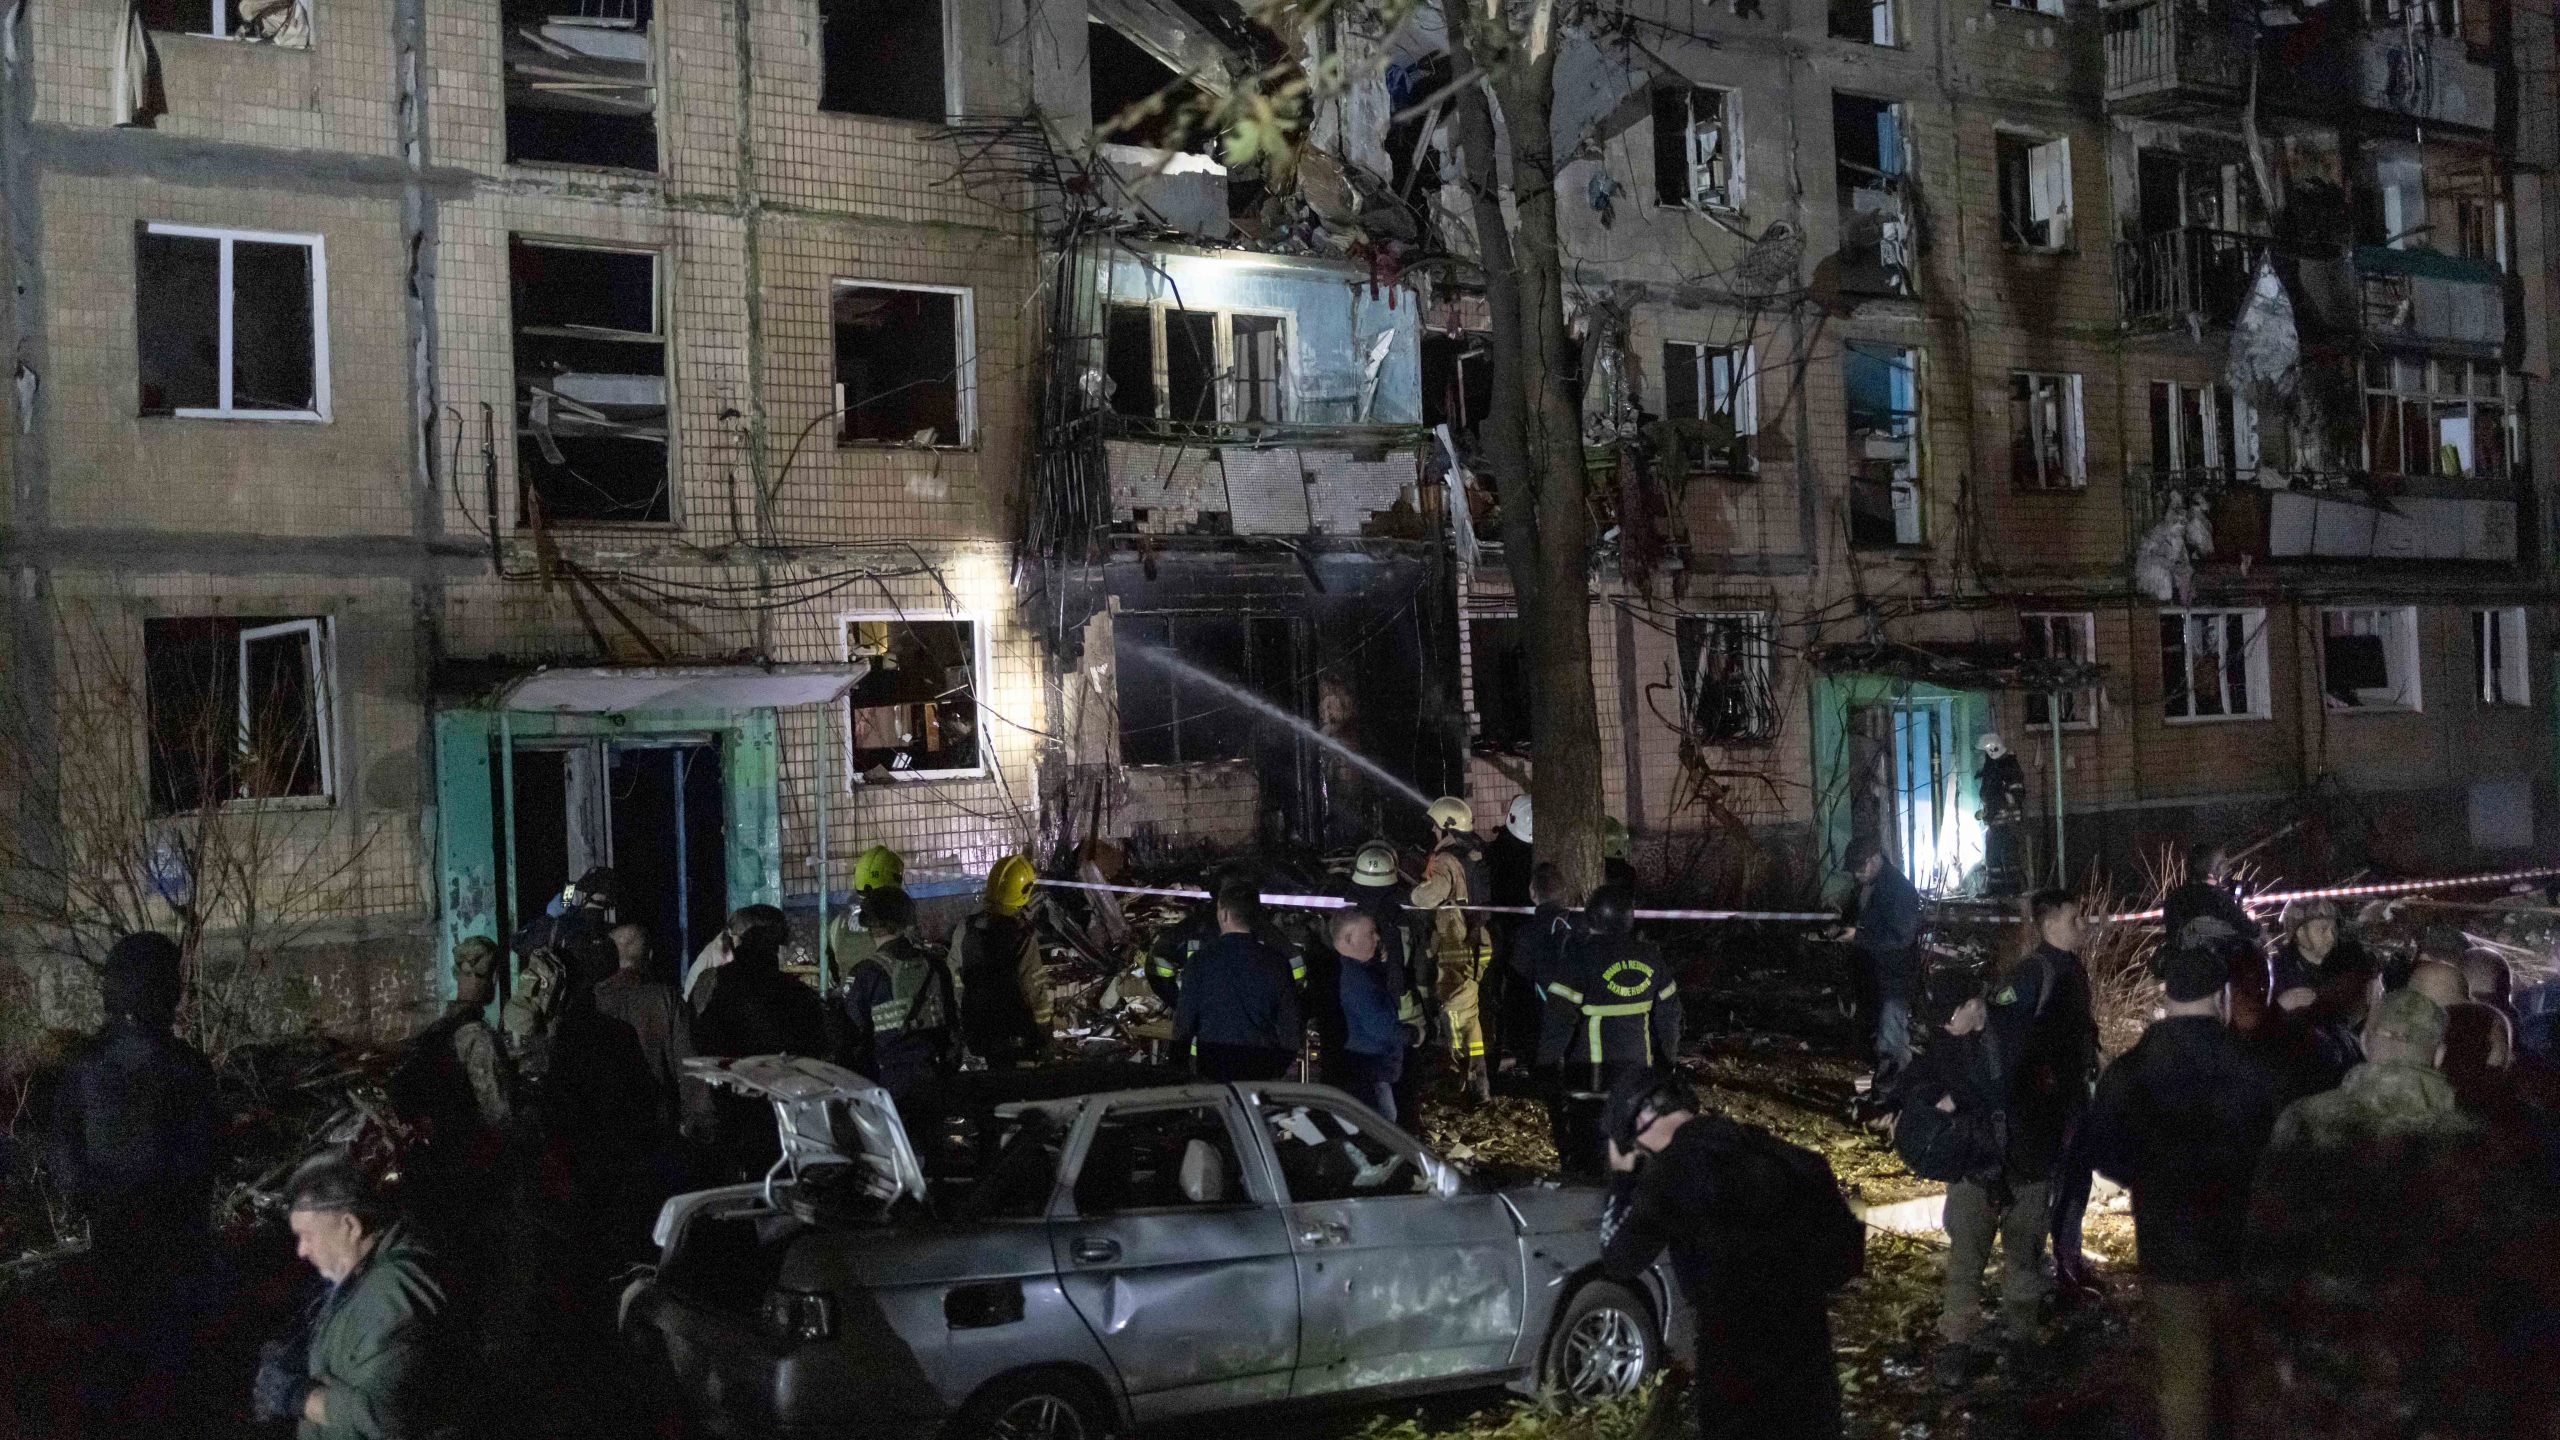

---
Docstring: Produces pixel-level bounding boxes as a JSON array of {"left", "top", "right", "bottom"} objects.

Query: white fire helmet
[{"left": 1506, "top": 795, "right": 1534, "bottom": 844}]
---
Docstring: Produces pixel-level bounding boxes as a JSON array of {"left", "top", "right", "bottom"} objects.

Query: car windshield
[{"left": 1260, "top": 1100, "right": 1431, "bottom": 1203}]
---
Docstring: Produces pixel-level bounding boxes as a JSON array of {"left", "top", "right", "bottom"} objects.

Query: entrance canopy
[{"left": 496, "top": 662, "right": 870, "bottom": 715}]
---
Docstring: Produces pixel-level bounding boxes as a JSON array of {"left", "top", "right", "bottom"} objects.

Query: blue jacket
[
  {"left": 1337, "top": 955, "right": 1407, "bottom": 1061},
  {"left": 1173, "top": 931, "right": 1303, "bottom": 1055},
  {"left": 1855, "top": 864, "right": 1922, "bottom": 973}
]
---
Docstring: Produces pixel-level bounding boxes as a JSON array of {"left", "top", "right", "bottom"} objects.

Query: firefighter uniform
[
  {"left": 838, "top": 931, "right": 960, "bottom": 1106},
  {"left": 1415, "top": 851, "right": 1493, "bottom": 1102},
  {"left": 1545, "top": 928, "right": 1681, "bottom": 1173}
]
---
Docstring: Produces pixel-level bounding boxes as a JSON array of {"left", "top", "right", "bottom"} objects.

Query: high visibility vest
[
  {"left": 868, "top": 941, "right": 951, "bottom": 1038},
  {"left": 1546, "top": 950, "right": 1666, "bottom": 1066}
]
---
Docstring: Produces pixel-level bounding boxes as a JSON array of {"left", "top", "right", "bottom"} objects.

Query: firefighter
[
  {"left": 835, "top": 887, "right": 959, "bottom": 1118},
  {"left": 1415, "top": 845, "right": 1494, "bottom": 1104},
  {"left": 951, "top": 855, "right": 1052, "bottom": 1068},
  {"left": 826, "top": 844, "right": 909, "bottom": 982},
  {"left": 1545, "top": 884, "right": 1682, "bottom": 1175}
]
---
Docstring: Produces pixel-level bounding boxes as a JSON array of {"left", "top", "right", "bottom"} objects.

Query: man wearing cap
[
  {"left": 2266, "top": 988, "right": 2471, "bottom": 1152},
  {"left": 1977, "top": 734, "right": 2027, "bottom": 897},
  {"left": 2084, "top": 942, "right": 2280, "bottom": 1440}
]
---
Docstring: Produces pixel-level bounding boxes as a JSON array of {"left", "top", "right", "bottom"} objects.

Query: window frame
[
  {"left": 137, "top": 221, "right": 331, "bottom": 422},
  {"left": 1661, "top": 340, "right": 1758, "bottom": 474},
  {"left": 838, "top": 610, "right": 992, "bottom": 784},
  {"left": 2474, "top": 607, "right": 2530, "bottom": 707},
  {"left": 144, "top": 614, "right": 341, "bottom": 814},
  {"left": 2147, "top": 379, "right": 2258, "bottom": 480},
  {"left": 1995, "top": 131, "right": 2074, "bottom": 251},
  {"left": 2160, "top": 607, "right": 2271, "bottom": 724},
  {"left": 1829, "top": 0, "right": 1898, "bottom": 46},
  {"left": 1254, "top": 1094, "right": 1435, "bottom": 1206},
  {"left": 1103, "top": 302, "right": 1292, "bottom": 426},
  {"left": 1465, "top": 613, "right": 1531, "bottom": 753},
  {"left": 2020, "top": 610, "right": 2100, "bottom": 731},
  {"left": 2008, "top": 371, "right": 2086, "bottom": 491},
  {"left": 1653, "top": 84, "right": 1743, "bottom": 211},
  {"left": 1844, "top": 340, "right": 1925, "bottom": 549},
  {"left": 1994, "top": 0, "right": 2065, "bottom": 14},
  {"left": 814, "top": 0, "right": 957, "bottom": 124},
  {"left": 508, "top": 236, "right": 672, "bottom": 525},
  {"left": 1677, "top": 611, "right": 1777, "bottom": 744},
  {"left": 2319, "top": 605, "right": 2424, "bottom": 714},
  {"left": 1063, "top": 1097, "right": 1267, "bottom": 1217},
  {"left": 2360, "top": 356, "right": 2521, "bottom": 482},
  {"left": 831, "top": 278, "right": 978, "bottom": 448}
]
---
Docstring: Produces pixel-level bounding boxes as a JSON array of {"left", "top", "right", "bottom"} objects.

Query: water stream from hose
[{"left": 1118, "top": 642, "right": 1435, "bottom": 813}]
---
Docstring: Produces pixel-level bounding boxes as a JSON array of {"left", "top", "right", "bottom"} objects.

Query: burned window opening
[
  {"left": 845, "top": 617, "right": 982, "bottom": 778},
  {"left": 1677, "top": 613, "right": 1775, "bottom": 743},
  {"left": 144, "top": 615, "right": 335, "bottom": 815},
  {"left": 1420, "top": 332, "right": 1491, "bottom": 443},
  {"left": 2321, "top": 606, "right": 2422, "bottom": 712},
  {"left": 1662, "top": 340, "right": 1756, "bottom": 473},
  {"left": 2363, "top": 356, "right": 2517, "bottom": 481},
  {"left": 1996, "top": 132, "right": 2071, "bottom": 250},
  {"left": 140, "top": 0, "right": 309, "bottom": 44},
  {"left": 136, "top": 223, "right": 324, "bottom": 419},
  {"left": 1104, "top": 306, "right": 1281, "bottom": 426},
  {"left": 511, "top": 239, "right": 669, "bottom": 525},
  {"left": 503, "top": 0, "right": 657, "bottom": 172},
  {"left": 1844, "top": 341, "right": 1922, "bottom": 547},
  {"left": 1087, "top": 21, "right": 1211, "bottom": 152},
  {"left": 2009, "top": 372, "right": 2084, "bottom": 490},
  {"left": 835, "top": 283, "right": 971, "bottom": 446},
  {"left": 1651, "top": 84, "right": 1740, "bottom": 210},
  {"left": 2149, "top": 380, "right": 2258, "bottom": 480},
  {"left": 820, "top": 0, "right": 947, "bottom": 122},
  {"left": 2021, "top": 611, "right": 2099, "bottom": 729},
  {"left": 1467, "top": 617, "right": 1530, "bottom": 753},
  {"left": 1114, "top": 612, "right": 1298, "bottom": 766},
  {"left": 1829, "top": 0, "right": 1895, "bottom": 44},
  {"left": 1833, "top": 94, "right": 1913, "bottom": 296}
]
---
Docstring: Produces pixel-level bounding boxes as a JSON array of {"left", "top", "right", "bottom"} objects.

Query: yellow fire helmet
[
  {"left": 852, "top": 843, "right": 905, "bottom": 895},
  {"left": 1602, "top": 816, "right": 1631, "bottom": 860},
  {"left": 1426, "top": 796, "right": 1474, "bottom": 834},
  {"left": 1352, "top": 841, "right": 1401, "bottom": 888},
  {"left": 986, "top": 854, "right": 1038, "bottom": 916}
]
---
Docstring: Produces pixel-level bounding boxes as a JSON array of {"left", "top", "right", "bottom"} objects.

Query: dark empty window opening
[
  {"left": 1166, "top": 310, "right": 1220, "bottom": 424},
  {"left": 140, "top": 0, "right": 308, "bottom": 42},
  {"left": 845, "top": 617, "right": 982, "bottom": 778},
  {"left": 1105, "top": 305, "right": 1158, "bottom": 418},
  {"left": 1114, "top": 612, "right": 1299, "bottom": 766},
  {"left": 1651, "top": 85, "right": 1738, "bottom": 209},
  {"left": 136, "top": 223, "right": 324, "bottom": 419},
  {"left": 1420, "top": 331, "right": 1491, "bottom": 441},
  {"left": 1468, "top": 616, "right": 1530, "bottom": 753},
  {"left": 1844, "top": 342, "right": 1922, "bottom": 547},
  {"left": 1833, "top": 94, "right": 1913, "bottom": 297},
  {"left": 1662, "top": 340, "right": 1756, "bottom": 473},
  {"left": 145, "top": 616, "right": 335, "bottom": 815},
  {"left": 1088, "top": 21, "right": 1212, "bottom": 153},
  {"left": 1106, "top": 306, "right": 1276, "bottom": 425},
  {"left": 820, "top": 0, "right": 947, "bottom": 123},
  {"left": 1831, "top": 0, "right": 1894, "bottom": 44},
  {"left": 1678, "top": 613, "right": 1775, "bottom": 743},
  {"left": 1996, "top": 132, "right": 2072, "bottom": 249},
  {"left": 511, "top": 239, "right": 669, "bottom": 525},
  {"left": 835, "top": 283, "right": 969, "bottom": 445},
  {"left": 503, "top": 0, "right": 657, "bottom": 171}
]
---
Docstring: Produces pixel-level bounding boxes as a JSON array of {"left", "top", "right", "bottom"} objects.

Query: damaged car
[{"left": 622, "top": 1056, "right": 1686, "bottom": 1439}]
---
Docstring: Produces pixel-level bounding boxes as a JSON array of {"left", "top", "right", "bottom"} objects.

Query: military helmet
[
  {"left": 452, "top": 935, "right": 502, "bottom": 981},
  {"left": 1427, "top": 796, "right": 1474, "bottom": 834},
  {"left": 853, "top": 844, "right": 906, "bottom": 894},
  {"left": 1352, "top": 841, "right": 1401, "bottom": 888},
  {"left": 1601, "top": 816, "right": 1631, "bottom": 860},
  {"left": 1505, "top": 795, "right": 1534, "bottom": 844},
  {"left": 986, "top": 854, "right": 1037, "bottom": 916}
]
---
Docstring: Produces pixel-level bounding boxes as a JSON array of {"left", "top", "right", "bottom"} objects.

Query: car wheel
[
  {"left": 951, "top": 1370, "right": 1113, "bottom": 1440},
  {"left": 1544, "top": 1279, "right": 1660, "bottom": 1403}
]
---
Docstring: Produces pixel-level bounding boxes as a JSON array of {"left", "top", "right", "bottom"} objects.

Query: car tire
[
  {"left": 949, "top": 1369, "right": 1114, "bottom": 1440},
  {"left": 1542, "top": 1279, "right": 1661, "bottom": 1404}
]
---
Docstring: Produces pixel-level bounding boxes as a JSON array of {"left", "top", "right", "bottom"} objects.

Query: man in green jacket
[{"left": 256, "top": 1155, "right": 457, "bottom": 1438}]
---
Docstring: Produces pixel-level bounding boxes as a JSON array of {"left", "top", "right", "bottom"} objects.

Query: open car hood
[{"left": 683, "top": 1055, "right": 928, "bottom": 1207}]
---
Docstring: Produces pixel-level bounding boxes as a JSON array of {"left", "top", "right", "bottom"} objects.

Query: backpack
[
  {"left": 1715, "top": 1120, "right": 1868, "bottom": 1292},
  {"left": 501, "top": 944, "right": 570, "bottom": 1067},
  {"left": 1894, "top": 1030, "right": 2008, "bottom": 1183}
]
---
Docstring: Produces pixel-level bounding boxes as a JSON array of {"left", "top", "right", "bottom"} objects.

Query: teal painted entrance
[{"left": 1811, "top": 673, "right": 1995, "bottom": 898}]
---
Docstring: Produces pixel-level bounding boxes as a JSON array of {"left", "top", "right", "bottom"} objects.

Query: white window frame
[
  {"left": 2161, "top": 607, "right": 2271, "bottom": 724},
  {"left": 1662, "top": 339, "right": 1758, "bottom": 472},
  {"left": 1110, "top": 303, "right": 1292, "bottom": 425},
  {"left": 141, "top": 222, "right": 330, "bottom": 422},
  {"left": 150, "top": 0, "right": 309, "bottom": 42},
  {"left": 2361, "top": 356, "right": 2520, "bottom": 481},
  {"left": 832, "top": 279, "right": 978, "bottom": 446},
  {"left": 1667, "top": 85, "right": 1743, "bottom": 210},
  {"left": 2149, "top": 380, "right": 2259, "bottom": 479},
  {"left": 235, "top": 618, "right": 338, "bottom": 802},
  {"left": 1996, "top": 131, "right": 2073, "bottom": 251},
  {"left": 2319, "top": 606, "right": 2423, "bottom": 713},
  {"left": 1845, "top": 341, "right": 1925, "bottom": 547},
  {"left": 2009, "top": 371, "right": 2085, "bottom": 491},
  {"left": 2475, "top": 607, "right": 2529, "bottom": 707},
  {"left": 838, "top": 610, "right": 992, "bottom": 784},
  {"left": 1680, "top": 610, "right": 1776, "bottom": 743},
  {"left": 2021, "top": 610, "right": 2099, "bottom": 731}
]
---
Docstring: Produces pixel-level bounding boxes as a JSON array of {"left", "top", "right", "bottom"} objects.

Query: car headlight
[{"left": 760, "top": 1286, "right": 837, "bottom": 1343}]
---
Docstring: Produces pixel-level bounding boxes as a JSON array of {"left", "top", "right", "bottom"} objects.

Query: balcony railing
[
  {"left": 2134, "top": 468, "right": 2520, "bottom": 565},
  {"left": 2102, "top": 0, "right": 2252, "bottom": 111},
  {"left": 2117, "top": 226, "right": 2267, "bottom": 330},
  {"left": 2351, "top": 245, "right": 2506, "bottom": 353}
]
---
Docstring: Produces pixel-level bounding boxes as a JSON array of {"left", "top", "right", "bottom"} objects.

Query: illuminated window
[{"left": 842, "top": 616, "right": 984, "bottom": 780}]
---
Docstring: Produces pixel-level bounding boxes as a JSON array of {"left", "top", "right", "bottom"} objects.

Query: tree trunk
[{"left": 1447, "top": 17, "right": 1608, "bottom": 896}]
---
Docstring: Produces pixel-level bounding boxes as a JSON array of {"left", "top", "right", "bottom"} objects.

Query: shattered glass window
[
  {"left": 141, "top": 0, "right": 308, "bottom": 43},
  {"left": 1072, "top": 1104, "right": 1248, "bottom": 1213},
  {"left": 844, "top": 618, "right": 982, "bottom": 778},
  {"left": 2021, "top": 612, "right": 2099, "bottom": 729},
  {"left": 2161, "top": 609, "right": 2266, "bottom": 721},
  {"left": 1164, "top": 310, "right": 1219, "bottom": 425},
  {"left": 1113, "top": 612, "right": 1294, "bottom": 766},
  {"left": 835, "top": 284, "right": 969, "bottom": 445},
  {"left": 2009, "top": 371, "right": 2083, "bottom": 490},
  {"left": 2362, "top": 355, "right": 2519, "bottom": 480},
  {"left": 1844, "top": 342, "right": 1922, "bottom": 546},
  {"left": 1996, "top": 133, "right": 2071, "bottom": 250},
  {"left": 1105, "top": 305, "right": 1158, "bottom": 418},
  {"left": 144, "top": 615, "right": 336, "bottom": 814},
  {"left": 502, "top": 0, "right": 657, "bottom": 171},
  {"left": 1229, "top": 315, "right": 1286, "bottom": 424},
  {"left": 510, "top": 240, "right": 668, "bottom": 523},
  {"left": 1259, "top": 1100, "right": 1430, "bottom": 1203},
  {"left": 1661, "top": 341, "right": 1755, "bottom": 473}
]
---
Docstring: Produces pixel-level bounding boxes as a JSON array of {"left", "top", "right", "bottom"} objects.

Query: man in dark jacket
[
  {"left": 1843, "top": 837, "right": 1922, "bottom": 1081},
  {"left": 2084, "top": 942, "right": 2280, "bottom": 1440},
  {"left": 2160, "top": 843, "right": 2258, "bottom": 954},
  {"left": 694, "top": 907, "right": 826, "bottom": 1058},
  {"left": 1602, "top": 1073, "right": 1846, "bottom": 1440},
  {"left": 1327, "top": 909, "right": 1409, "bottom": 1120},
  {"left": 551, "top": 924, "right": 704, "bottom": 1250},
  {"left": 256, "top": 1155, "right": 457, "bottom": 1439},
  {"left": 836, "top": 887, "right": 961, "bottom": 1106},
  {"left": 1173, "top": 881, "right": 1303, "bottom": 1081},
  {"left": 391, "top": 937, "right": 516, "bottom": 1256},
  {"left": 1546, "top": 885, "right": 1681, "bottom": 1176},
  {"left": 1511, "top": 864, "right": 1582, "bottom": 1161}
]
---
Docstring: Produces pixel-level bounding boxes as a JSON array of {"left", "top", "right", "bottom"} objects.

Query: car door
[
  {"left": 1051, "top": 1094, "right": 1299, "bottom": 1423},
  {"left": 1253, "top": 1088, "right": 1526, "bottom": 1396}
]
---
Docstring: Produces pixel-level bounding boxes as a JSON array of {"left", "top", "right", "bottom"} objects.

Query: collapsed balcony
[
  {"left": 2117, "top": 226, "right": 2268, "bottom": 330},
  {"left": 504, "top": 0, "right": 658, "bottom": 172}
]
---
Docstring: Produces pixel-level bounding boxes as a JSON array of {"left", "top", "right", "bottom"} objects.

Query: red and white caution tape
[{"left": 2105, "top": 864, "right": 2560, "bottom": 925}]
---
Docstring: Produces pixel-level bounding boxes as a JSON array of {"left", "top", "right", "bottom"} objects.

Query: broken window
[
  {"left": 1834, "top": 95, "right": 1913, "bottom": 296},
  {"left": 2363, "top": 356, "right": 2517, "bottom": 480},
  {"left": 835, "top": 283, "right": 971, "bottom": 446},
  {"left": 136, "top": 223, "right": 326, "bottom": 420},
  {"left": 1830, "top": 0, "right": 1895, "bottom": 44},
  {"left": 820, "top": 0, "right": 947, "bottom": 123},
  {"left": 503, "top": 0, "right": 656, "bottom": 171},
  {"left": 1996, "top": 132, "right": 2072, "bottom": 250},
  {"left": 1678, "top": 612, "right": 1775, "bottom": 742},
  {"left": 1103, "top": 306, "right": 1283, "bottom": 425},
  {"left": 1113, "top": 612, "right": 1296, "bottom": 766},
  {"left": 2009, "top": 372, "right": 2084, "bottom": 490},
  {"left": 2364, "top": 142, "right": 2429, "bottom": 249},
  {"left": 2021, "top": 611, "right": 2099, "bottom": 729},
  {"left": 1072, "top": 1104, "right": 1245, "bottom": 1214},
  {"left": 1421, "top": 331, "right": 1492, "bottom": 443},
  {"left": 1844, "top": 342, "right": 1922, "bottom": 547},
  {"left": 1650, "top": 85, "right": 1740, "bottom": 210},
  {"left": 844, "top": 617, "right": 982, "bottom": 779},
  {"left": 2161, "top": 608, "right": 2268, "bottom": 721},
  {"left": 2475, "top": 607, "right": 2529, "bottom": 706},
  {"left": 140, "top": 0, "right": 310, "bottom": 44},
  {"left": 144, "top": 615, "right": 336, "bottom": 814},
  {"left": 2367, "top": 0, "right": 2459, "bottom": 37},
  {"left": 2440, "top": 158, "right": 2509, "bottom": 266},
  {"left": 2135, "top": 149, "right": 2245, "bottom": 235},
  {"left": 1085, "top": 20, "right": 1210, "bottom": 152},
  {"left": 1662, "top": 340, "right": 1756, "bottom": 473},
  {"left": 1467, "top": 616, "right": 1530, "bottom": 753},
  {"left": 2148, "top": 381, "right": 2257, "bottom": 479},
  {"left": 511, "top": 239, "right": 668, "bottom": 524},
  {"left": 2321, "top": 606, "right": 2422, "bottom": 712}
]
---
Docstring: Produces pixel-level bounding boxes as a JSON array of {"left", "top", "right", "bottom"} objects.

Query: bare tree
[{"left": 0, "top": 600, "right": 385, "bottom": 1062}]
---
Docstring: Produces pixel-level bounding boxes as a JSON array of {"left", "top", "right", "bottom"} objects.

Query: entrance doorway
[
  {"left": 1847, "top": 698, "right": 1963, "bottom": 892},
  {"left": 500, "top": 737, "right": 727, "bottom": 983}
]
